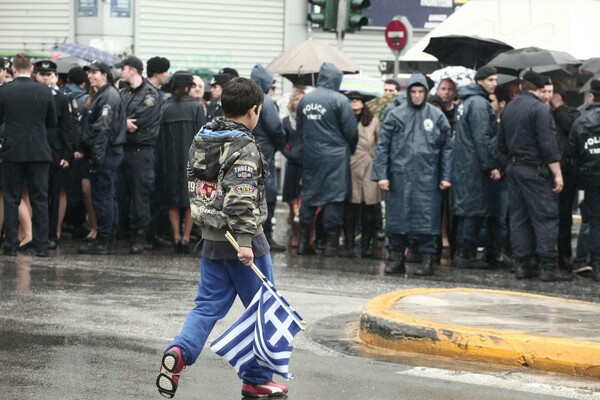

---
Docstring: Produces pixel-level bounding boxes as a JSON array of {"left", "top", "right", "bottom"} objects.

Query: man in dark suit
[
  {"left": 0, "top": 53, "right": 57, "bottom": 256},
  {"left": 33, "top": 60, "right": 75, "bottom": 250}
]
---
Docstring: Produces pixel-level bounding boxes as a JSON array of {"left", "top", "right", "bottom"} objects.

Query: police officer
[
  {"left": 569, "top": 79, "right": 600, "bottom": 281},
  {"left": 498, "top": 71, "right": 565, "bottom": 281},
  {"left": 0, "top": 53, "right": 57, "bottom": 257},
  {"left": 452, "top": 66, "right": 501, "bottom": 269},
  {"left": 78, "top": 61, "right": 126, "bottom": 254},
  {"left": 146, "top": 56, "right": 171, "bottom": 100},
  {"left": 115, "top": 56, "right": 161, "bottom": 254},
  {"left": 33, "top": 60, "right": 75, "bottom": 249},
  {"left": 206, "top": 73, "right": 232, "bottom": 122}
]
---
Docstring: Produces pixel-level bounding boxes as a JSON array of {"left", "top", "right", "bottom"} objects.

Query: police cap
[
  {"left": 115, "top": 56, "right": 144, "bottom": 73},
  {"left": 34, "top": 60, "right": 57, "bottom": 74}
]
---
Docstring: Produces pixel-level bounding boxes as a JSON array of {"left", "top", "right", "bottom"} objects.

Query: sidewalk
[{"left": 359, "top": 288, "right": 600, "bottom": 379}]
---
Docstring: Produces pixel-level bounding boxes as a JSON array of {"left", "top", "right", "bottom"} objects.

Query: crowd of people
[{"left": 0, "top": 53, "right": 599, "bottom": 284}]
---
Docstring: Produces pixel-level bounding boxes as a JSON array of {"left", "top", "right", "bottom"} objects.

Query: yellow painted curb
[{"left": 359, "top": 288, "right": 600, "bottom": 378}]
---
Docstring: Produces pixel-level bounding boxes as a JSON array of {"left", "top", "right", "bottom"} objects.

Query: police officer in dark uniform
[
  {"left": 206, "top": 73, "right": 232, "bottom": 122},
  {"left": 33, "top": 60, "right": 75, "bottom": 249},
  {"left": 78, "top": 61, "right": 127, "bottom": 254},
  {"left": 0, "top": 53, "right": 57, "bottom": 257},
  {"left": 569, "top": 79, "right": 600, "bottom": 281},
  {"left": 498, "top": 71, "right": 565, "bottom": 281},
  {"left": 115, "top": 56, "right": 161, "bottom": 254}
]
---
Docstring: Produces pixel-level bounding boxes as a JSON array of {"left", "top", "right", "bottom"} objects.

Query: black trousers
[
  {"left": 506, "top": 164, "right": 559, "bottom": 259},
  {"left": 118, "top": 147, "right": 155, "bottom": 232},
  {"left": 2, "top": 161, "right": 50, "bottom": 251},
  {"left": 558, "top": 167, "right": 577, "bottom": 258},
  {"left": 48, "top": 167, "right": 66, "bottom": 240}
]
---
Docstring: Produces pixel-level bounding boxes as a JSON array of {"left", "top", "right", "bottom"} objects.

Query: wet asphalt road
[{"left": 1, "top": 213, "right": 600, "bottom": 399}]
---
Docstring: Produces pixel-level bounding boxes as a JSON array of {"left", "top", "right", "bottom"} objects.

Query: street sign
[{"left": 385, "top": 19, "right": 408, "bottom": 51}]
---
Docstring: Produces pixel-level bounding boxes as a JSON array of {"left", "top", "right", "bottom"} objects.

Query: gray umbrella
[
  {"left": 485, "top": 46, "right": 581, "bottom": 71},
  {"left": 267, "top": 38, "right": 360, "bottom": 86}
]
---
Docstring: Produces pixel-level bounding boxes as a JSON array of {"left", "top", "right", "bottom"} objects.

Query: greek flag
[{"left": 210, "top": 283, "right": 303, "bottom": 380}]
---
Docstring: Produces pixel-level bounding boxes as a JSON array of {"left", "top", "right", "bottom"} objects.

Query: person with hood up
[
  {"left": 451, "top": 66, "right": 501, "bottom": 269},
  {"left": 296, "top": 62, "right": 358, "bottom": 257},
  {"left": 372, "top": 73, "right": 453, "bottom": 276},
  {"left": 250, "top": 64, "right": 286, "bottom": 251}
]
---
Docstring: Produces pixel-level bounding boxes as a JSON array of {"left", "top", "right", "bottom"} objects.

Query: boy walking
[{"left": 156, "top": 78, "right": 287, "bottom": 398}]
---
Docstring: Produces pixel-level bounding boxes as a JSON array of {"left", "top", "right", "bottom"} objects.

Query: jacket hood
[
  {"left": 458, "top": 82, "right": 487, "bottom": 101},
  {"left": 199, "top": 117, "right": 253, "bottom": 138},
  {"left": 316, "top": 62, "right": 342, "bottom": 91},
  {"left": 250, "top": 64, "right": 274, "bottom": 94},
  {"left": 406, "top": 73, "right": 429, "bottom": 109}
]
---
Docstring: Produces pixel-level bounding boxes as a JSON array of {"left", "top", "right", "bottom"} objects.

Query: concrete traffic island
[{"left": 359, "top": 288, "right": 600, "bottom": 379}]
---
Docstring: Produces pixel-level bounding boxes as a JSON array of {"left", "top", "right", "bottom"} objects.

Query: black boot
[
  {"left": 323, "top": 228, "right": 341, "bottom": 257},
  {"left": 554, "top": 256, "right": 574, "bottom": 281},
  {"left": 592, "top": 258, "right": 600, "bottom": 282},
  {"left": 339, "top": 224, "right": 355, "bottom": 258},
  {"left": 130, "top": 230, "right": 147, "bottom": 254},
  {"left": 297, "top": 224, "right": 316, "bottom": 255},
  {"left": 514, "top": 257, "right": 537, "bottom": 279},
  {"left": 539, "top": 257, "right": 557, "bottom": 282},
  {"left": 360, "top": 224, "right": 374, "bottom": 259},
  {"left": 86, "top": 233, "right": 111, "bottom": 255},
  {"left": 414, "top": 253, "right": 434, "bottom": 276},
  {"left": 385, "top": 251, "right": 405, "bottom": 275},
  {"left": 265, "top": 231, "right": 286, "bottom": 252}
]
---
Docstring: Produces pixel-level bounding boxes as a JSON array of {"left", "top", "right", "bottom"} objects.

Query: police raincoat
[
  {"left": 452, "top": 82, "right": 498, "bottom": 216},
  {"left": 371, "top": 73, "right": 453, "bottom": 235},
  {"left": 296, "top": 62, "right": 358, "bottom": 206}
]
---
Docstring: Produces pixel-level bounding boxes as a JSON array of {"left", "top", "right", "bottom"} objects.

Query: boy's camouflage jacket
[{"left": 188, "top": 118, "right": 269, "bottom": 248}]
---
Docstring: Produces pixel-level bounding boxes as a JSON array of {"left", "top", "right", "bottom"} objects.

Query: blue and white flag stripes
[{"left": 210, "top": 283, "right": 303, "bottom": 380}]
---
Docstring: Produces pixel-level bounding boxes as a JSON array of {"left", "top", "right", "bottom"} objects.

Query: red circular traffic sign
[{"left": 385, "top": 20, "right": 408, "bottom": 51}]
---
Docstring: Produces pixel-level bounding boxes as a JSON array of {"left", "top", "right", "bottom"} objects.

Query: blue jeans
[{"left": 168, "top": 253, "right": 275, "bottom": 384}]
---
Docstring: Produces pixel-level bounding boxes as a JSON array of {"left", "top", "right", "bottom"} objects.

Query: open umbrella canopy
[
  {"left": 581, "top": 58, "right": 600, "bottom": 74},
  {"left": 339, "top": 73, "right": 383, "bottom": 98},
  {"left": 53, "top": 42, "right": 119, "bottom": 66},
  {"left": 485, "top": 46, "right": 581, "bottom": 71},
  {"left": 580, "top": 74, "right": 600, "bottom": 93},
  {"left": 50, "top": 54, "right": 87, "bottom": 74},
  {"left": 267, "top": 38, "right": 360, "bottom": 86},
  {"left": 424, "top": 35, "right": 513, "bottom": 69},
  {"left": 429, "top": 66, "right": 476, "bottom": 90}
]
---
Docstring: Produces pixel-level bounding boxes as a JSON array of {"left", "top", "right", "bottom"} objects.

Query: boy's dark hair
[
  {"left": 384, "top": 79, "right": 400, "bottom": 91},
  {"left": 12, "top": 53, "right": 31, "bottom": 72},
  {"left": 222, "top": 77, "right": 264, "bottom": 118}
]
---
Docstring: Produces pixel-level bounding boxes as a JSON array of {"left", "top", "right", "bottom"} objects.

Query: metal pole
[
  {"left": 393, "top": 50, "right": 400, "bottom": 78},
  {"left": 336, "top": 0, "right": 347, "bottom": 50}
]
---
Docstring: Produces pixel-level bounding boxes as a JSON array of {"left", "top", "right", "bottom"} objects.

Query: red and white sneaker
[
  {"left": 241, "top": 381, "right": 288, "bottom": 398},
  {"left": 156, "top": 347, "right": 185, "bottom": 398}
]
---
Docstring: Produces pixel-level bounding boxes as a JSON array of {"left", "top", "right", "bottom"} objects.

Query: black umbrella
[
  {"left": 423, "top": 35, "right": 513, "bottom": 69},
  {"left": 485, "top": 46, "right": 580, "bottom": 71},
  {"left": 581, "top": 58, "right": 600, "bottom": 74},
  {"left": 579, "top": 74, "right": 600, "bottom": 93}
]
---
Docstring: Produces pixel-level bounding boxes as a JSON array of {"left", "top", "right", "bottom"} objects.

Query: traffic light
[
  {"left": 308, "top": 0, "right": 339, "bottom": 32},
  {"left": 346, "top": 0, "right": 371, "bottom": 32}
]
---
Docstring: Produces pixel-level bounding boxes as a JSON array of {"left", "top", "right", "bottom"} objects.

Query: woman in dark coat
[{"left": 157, "top": 71, "right": 206, "bottom": 253}]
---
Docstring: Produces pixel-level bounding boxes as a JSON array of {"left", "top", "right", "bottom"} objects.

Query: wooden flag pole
[{"left": 225, "top": 231, "right": 306, "bottom": 329}]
